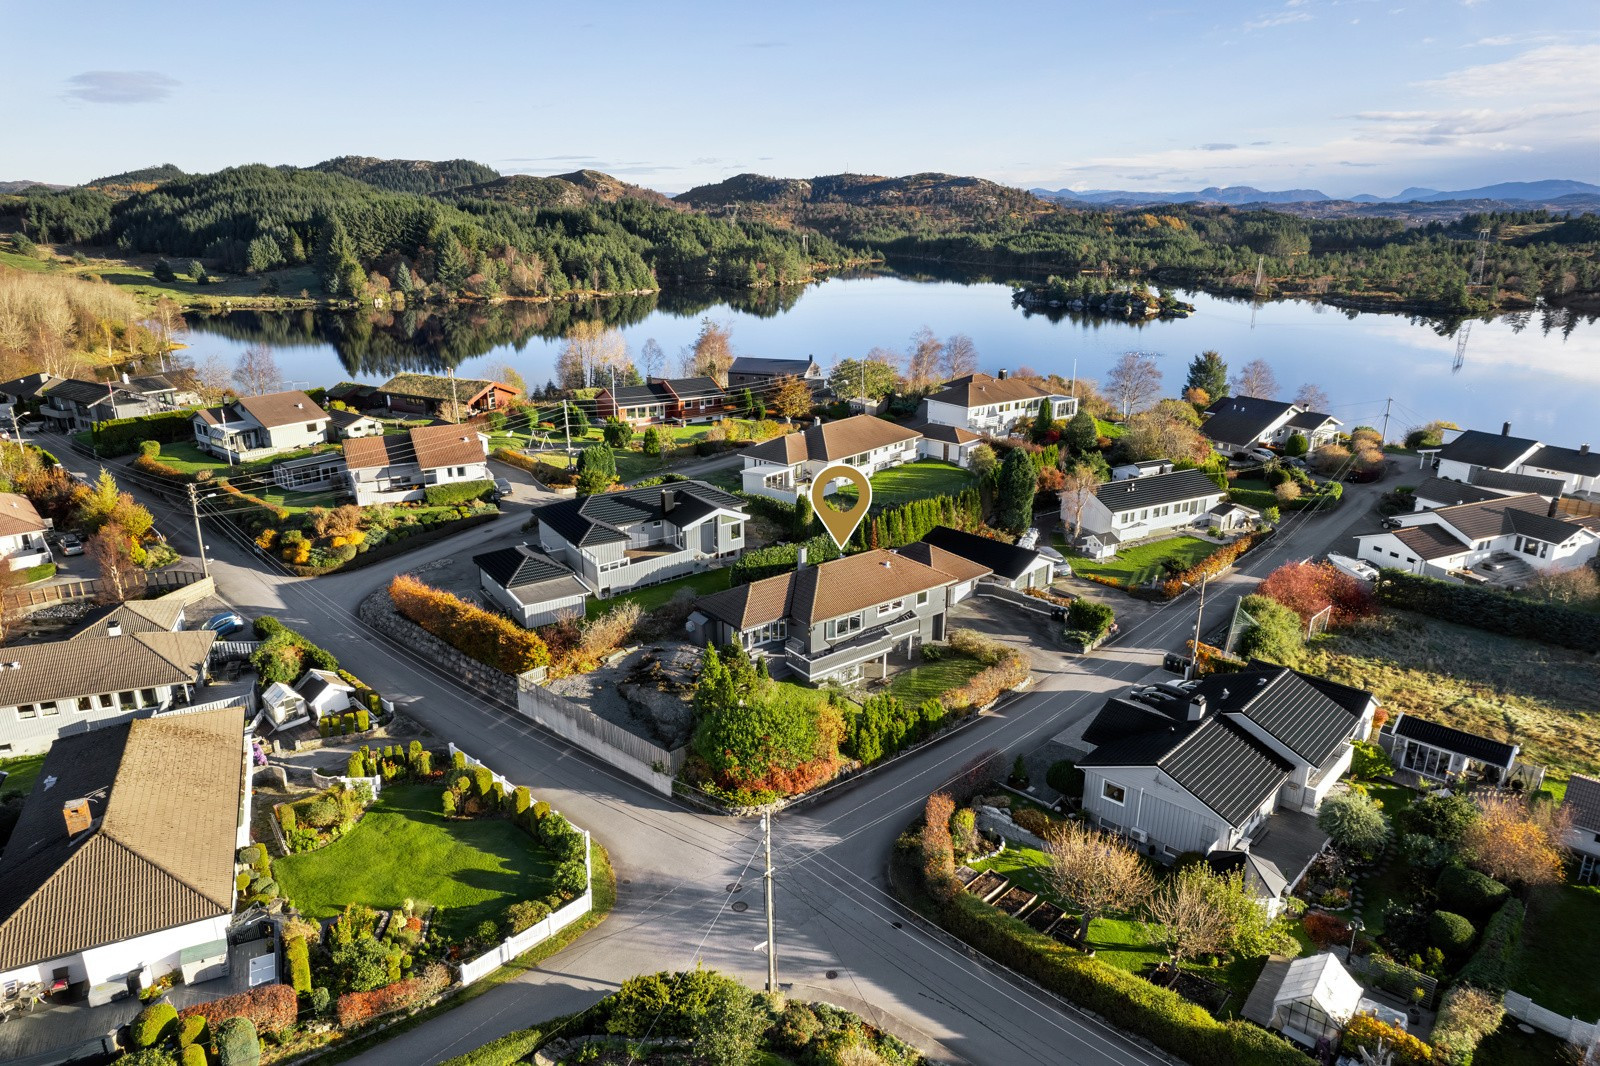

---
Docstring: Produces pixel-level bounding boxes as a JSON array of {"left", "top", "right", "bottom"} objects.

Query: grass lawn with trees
[
  {"left": 1505, "top": 883, "right": 1600, "bottom": 1019},
  {"left": 1064, "top": 535, "right": 1221, "bottom": 588},
  {"left": 583, "top": 567, "right": 731, "bottom": 620},
  {"left": 830, "top": 460, "right": 973, "bottom": 510},
  {"left": 273, "top": 785, "right": 557, "bottom": 943}
]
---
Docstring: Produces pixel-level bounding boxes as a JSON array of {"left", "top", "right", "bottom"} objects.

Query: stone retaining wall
[{"left": 358, "top": 589, "right": 517, "bottom": 705}]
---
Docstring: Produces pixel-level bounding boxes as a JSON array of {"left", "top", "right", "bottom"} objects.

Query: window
[
  {"left": 826, "top": 614, "right": 863, "bottom": 639},
  {"left": 140, "top": 689, "right": 158, "bottom": 706},
  {"left": 1101, "top": 781, "right": 1126, "bottom": 805},
  {"left": 41, "top": 701, "right": 59, "bottom": 717},
  {"left": 727, "top": 523, "right": 741, "bottom": 539},
  {"left": 305, "top": 423, "right": 318, "bottom": 433},
  {"left": 17, "top": 704, "right": 36, "bottom": 719},
  {"left": 119, "top": 691, "right": 137, "bottom": 710},
  {"left": 77, "top": 697, "right": 93, "bottom": 712},
  {"left": 743, "top": 620, "right": 787, "bottom": 647},
  {"left": 98, "top": 693, "right": 114, "bottom": 709},
  {"left": 877, "top": 598, "right": 905, "bottom": 616},
  {"left": 916, "top": 591, "right": 929, "bottom": 606}
]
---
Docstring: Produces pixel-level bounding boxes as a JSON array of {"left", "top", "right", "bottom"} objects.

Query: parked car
[
  {"left": 57, "top": 532, "right": 84, "bottom": 556},
  {"left": 492, "top": 478, "right": 513, "bottom": 501},
  {"left": 202, "top": 611, "right": 247, "bottom": 637}
]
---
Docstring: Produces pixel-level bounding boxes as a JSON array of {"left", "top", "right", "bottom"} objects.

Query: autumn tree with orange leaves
[{"left": 1462, "top": 793, "right": 1570, "bottom": 887}]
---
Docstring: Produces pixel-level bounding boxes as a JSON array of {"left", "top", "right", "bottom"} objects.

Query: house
[
  {"left": 1242, "top": 953, "right": 1366, "bottom": 1049},
  {"left": 1429, "top": 424, "right": 1600, "bottom": 498},
  {"left": 71, "top": 595, "right": 189, "bottom": 639},
  {"left": 1354, "top": 492, "right": 1599, "bottom": 581},
  {"left": 192, "top": 390, "right": 331, "bottom": 462},
  {"left": 916, "top": 525, "right": 1055, "bottom": 592},
  {"left": 0, "top": 622, "right": 217, "bottom": 757},
  {"left": 892, "top": 541, "right": 993, "bottom": 605},
  {"left": 595, "top": 377, "right": 730, "bottom": 425},
  {"left": 375, "top": 373, "right": 519, "bottom": 418},
  {"left": 739, "top": 415, "right": 921, "bottom": 503},
  {"left": 689, "top": 548, "right": 956, "bottom": 685},
  {"left": 295, "top": 668, "right": 357, "bottom": 720},
  {"left": 39, "top": 378, "right": 162, "bottom": 434},
  {"left": 532, "top": 480, "right": 747, "bottom": 597},
  {"left": 343, "top": 423, "right": 491, "bottom": 506},
  {"left": 1065, "top": 467, "right": 1228, "bottom": 559},
  {"left": 0, "top": 706, "right": 248, "bottom": 997},
  {"left": 1561, "top": 774, "right": 1600, "bottom": 884},
  {"left": 1379, "top": 712, "right": 1520, "bottom": 785},
  {"left": 126, "top": 373, "right": 200, "bottom": 409},
  {"left": 1200, "top": 396, "right": 1341, "bottom": 455},
  {"left": 920, "top": 371, "right": 1077, "bottom": 437},
  {"left": 1112, "top": 459, "right": 1175, "bottom": 481},
  {"left": 328, "top": 408, "right": 385, "bottom": 439},
  {"left": 0, "top": 493, "right": 50, "bottom": 572},
  {"left": 475, "top": 544, "right": 590, "bottom": 627},
  {"left": 727, "top": 356, "right": 823, "bottom": 389},
  {"left": 908, "top": 422, "right": 983, "bottom": 467},
  {"left": 0, "top": 372, "right": 57, "bottom": 419}
]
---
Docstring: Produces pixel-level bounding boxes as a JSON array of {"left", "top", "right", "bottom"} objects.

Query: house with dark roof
[
  {"left": 328, "top": 407, "right": 385, "bottom": 440},
  {"left": 192, "top": 390, "right": 331, "bottom": 462},
  {"left": 0, "top": 706, "right": 248, "bottom": 995},
  {"left": 0, "top": 372, "right": 58, "bottom": 417},
  {"left": 740, "top": 415, "right": 922, "bottom": 503},
  {"left": 916, "top": 525, "right": 1055, "bottom": 592},
  {"left": 1430, "top": 423, "right": 1600, "bottom": 498},
  {"left": 1063, "top": 467, "right": 1230, "bottom": 559},
  {"left": 1200, "top": 396, "right": 1340, "bottom": 455},
  {"left": 1379, "top": 712, "right": 1521, "bottom": 785},
  {"left": 39, "top": 378, "right": 163, "bottom": 433},
  {"left": 690, "top": 549, "right": 957, "bottom": 685},
  {"left": 343, "top": 423, "right": 490, "bottom": 505},
  {"left": 920, "top": 371, "right": 1076, "bottom": 437},
  {"left": 1561, "top": 774, "right": 1600, "bottom": 884},
  {"left": 595, "top": 377, "right": 730, "bottom": 426},
  {"left": 532, "top": 480, "right": 747, "bottom": 597},
  {"left": 1354, "top": 492, "right": 1599, "bottom": 581},
  {"left": 475, "top": 544, "right": 591, "bottom": 627},
  {"left": 125, "top": 373, "right": 199, "bottom": 409},
  {"left": 727, "top": 356, "right": 823, "bottom": 389},
  {"left": 293, "top": 668, "right": 357, "bottom": 721},
  {"left": 376, "top": 373, "right": 519, "bottom": 418}
]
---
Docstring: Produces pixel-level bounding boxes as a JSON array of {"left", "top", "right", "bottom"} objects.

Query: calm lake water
[{"left": 185, "top": 273, "right": 1599, "bottom": 443}]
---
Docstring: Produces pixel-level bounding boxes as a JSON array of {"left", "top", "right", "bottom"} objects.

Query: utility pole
[
  {"left": 1186, "top": 572, "right": 1209, "bottom": 682},
  {"left": 187, "top": 483, "right": 211, "bottom": 580},
  {"left": 448, "top": 367, "right": 460, "bottom": 423},
  {"left": 561, "top": 399, "right": 572, "bottom": 455},
  {"left": 1379, "top": 397, "right": 1393, "bottom": 447},
  {"left": 763, "top": 811, "right": 776, "bottom": 994}
]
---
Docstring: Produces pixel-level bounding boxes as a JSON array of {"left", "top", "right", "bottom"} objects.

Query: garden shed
[
  {"left": 261, "top": 682, "right": 309, "bottom": 729},
  {"left": 295, "top": 668, "right": 356, "bottom": 719},
  {"left": 1242, "top": 952, "right": 1363, "bottom": 1048}
]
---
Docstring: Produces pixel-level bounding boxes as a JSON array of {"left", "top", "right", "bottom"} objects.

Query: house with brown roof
[
  {"left": 1354, "top": 492, "right": 1599, "bottom": 583},
  {"left": 689, "top": 549, "right": 957, "bottom": 685},
  {"left": 376, "top": 373, "right": 519, "bottom": 418},
  {"left": 343, "top": 423, "right": 491, "bottom": 505},
  {"left": 920, "top": 370, "right": 1077, "bottom": 438},
  {"left": 191, "top": 390, "right": 331, "bottom": 463},
  {"left": 739, "top": 415, "right": 921, "bottom": 504},
  {"left": 0, "top": 706, "right": 248, "bottom": 995},
  {"left": 0, "top": 493, "right": 50, "bottom": 572}
]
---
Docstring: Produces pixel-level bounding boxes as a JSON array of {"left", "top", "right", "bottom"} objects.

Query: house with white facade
[
  {"left": 1200, "top": 396, "right": 1341, "bottom": 456},
  {"left": 533, "top": 480, "right": 747, "bottom": 598},
  {"left": 0, "top": 706, "right": 248, "bottom": 998},
  {"left": 740, "top": 415, "right": 921, "bottom": 504},
  {"left": 1354, "top": 492, "right": 1599, "bottom": 582},
  {"left": 1065, "top": 467, "right": 1229, "bottom": 559},
  {"left": 1561, "top": 774, "right": 1600, "bottom": 885},
  {"left": 908, "top": 422, "right": 983, "bottom": 467},
  {"left": 1378, "top": 712, "right": 1520, "bottom": 786},
  {"left": 474, "top": 544, "right": 591, "bottom": 627},
  {"left": 343, "top": 423, "right": 491, "bottom": 506},
  {"left": 192, "top": 390, "right": 331, "bottom": 463},
  {"left": 1429, "top": 424, "right": 1600, "bottom": 498},
  {"left": 920, "top": 371, "right": 1076, "bottom": 437},
  {"left": 328, "top": 408, "right": 385, "bottom": 439},
  {"left": 911, "top": 525, "right": 1055, "bottom": 592},
  {"left": 0, "top": 493, "right": 50, "bottom": 572}
]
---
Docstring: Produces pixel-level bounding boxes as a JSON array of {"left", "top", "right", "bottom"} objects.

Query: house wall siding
[
  {"left": 0, "top": 683, "right": 189, "bottom": 757},
  {"left": 1081, "top": 765, "right": 1229, "bottom": 855},
  {"left": 0, "top": 915, "right": 231, "bottom": 989}
]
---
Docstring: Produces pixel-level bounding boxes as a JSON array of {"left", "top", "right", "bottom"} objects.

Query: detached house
[
  {"left": 1200, "top": 396, "right": 1341, "bottom": 456},
  {"left": 690, "top": 549, "right": 956, "bottom": 686},
  {"left": 40, "top": 378, "right": 162, "bottom": 434},
  {"left": 728, "top": 356, "right": 823, "bottom": 390},
  {"left": 0, "top": 372, "right": 57, "bottom": 419},
  {"left": 910, "top": 525, "right": 1055, "bottom": 593},
  {"left": 192, "top": 390, "right": 331, "bottom": 463},
  {"left": 1429, "top": 424, "right": 1600, "bottom": 498},
  {"left": 1561, "top": 774, "right": 1600, "bottom": 884},
  {"left": 0, "top": 493, "right": 50, "bottom": 572},
  {"left": 595, "top": 377, "right": 730, "bottom": 426},
  {"left": 1379, "top": 713, "right": 1520, "bottom": 786},
  {"left": 0, "top": 706, "right": 248, "bottom": 999},
  {"left": 376, "top": 373, "right": 519, "bottom": 418},
  {"left": 328, "top": 408, "right": 385, "bottom": 440},
  {"left": 475, "top": 544, "right": 591, "bottom": 627},
  {"left": 532, "top": 480, "right": 747, "bottom": 597},
  {"left": 1064, "top": 467, "right": 1230, "bottom": 559},
  {"left": 920, "top": 371, "right": 1076, "bottom": 437},
  {"left": 740, "top": 415, "right": 921, "bottom": 504},
  {"left": 1354, "top": 492, "right": 1599, "bottom": 581},
  {"left": 343, "top": 423, "right": 491, "bottom": 506}
]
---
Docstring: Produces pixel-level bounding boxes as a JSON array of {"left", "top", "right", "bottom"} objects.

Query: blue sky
[{"left": 6, "top": 0, "right": 1597, "bottom": 195}]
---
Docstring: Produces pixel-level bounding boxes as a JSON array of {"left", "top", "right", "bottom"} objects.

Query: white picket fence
[
  {"left": 447, "top": 742, "right": 595, "bottom": 987},
  {"left": 1504, "top": 991, "right": 1599, "bottom": 1046},
  {"left": 309, "top": 770, "right": 383, "bottom": 796}
]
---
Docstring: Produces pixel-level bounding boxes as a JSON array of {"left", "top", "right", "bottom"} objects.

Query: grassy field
[
  {"left": 273, "top": 785, "right": 556, "bottom": 943},
  {"left": 0, "top": 753, "right": 46, "bottom": 797},
  {"left": 1507, "top": 883, "right": 1600, "bottom": 1020},
  {"left": 830, "top": 460, "right": 972, "bottom": 511},
  {"left": 584, "top": 567, "right": 731, "bottom": 620},
  {"left": 1473, "top": 1023, "right": 1570, "bottom": 1066},
  {"left": 0, "top": 246, "right": 322, "bottom": 308},
  {"left": 1300, "top": 612, "right": 1600, "bottom": 779},
  {"left": 887, "top": 655, "right": 986, "bottom": 705},
  {"left": 1063, "top": 535, "right": 1220, "bottom": 588},
  {"left": 1095, "top": 419, "right": 1125, "bottom": 440}
]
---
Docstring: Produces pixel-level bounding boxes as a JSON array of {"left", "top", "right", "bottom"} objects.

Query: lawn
[
  {"left": 1095, "top": 419, "right": 1125, "bottom": 440},
  {"left": 0, "top": 753, "right": 46, "bottom": 797},
  {"left": 1473, "top": 1022, "right": 1571, "bottom": 1066},
  {"left": 273, "top": 785, "right": 556, "bottom": 943},
  {"left": 254, "top": 484, "right": 347, "bottom": 514},
  {"left": 832, "top": 460, "right": 972, "bottom": 510},
  {"left": 887, "top": 655, "right": 985, "bottom": 705},
  {"left": 1363, "top": 782, "right": 1415, "bottom": 818},
  {"left": 584, "top": 567, "right": 731, "bottom": 620},
  {"left": 1064, "top": 535, "right": 1221, "bottom": 588},
  {"left": 1506, "top": 883, "right": 1600, "bottom": 1020}
]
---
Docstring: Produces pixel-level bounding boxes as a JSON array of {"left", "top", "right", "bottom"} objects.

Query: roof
[
  {"left": 1242, "top": 958, "right": 1294, "bottom": 1028},
  {"left": 1392, "top": 713, "right": 1518, "bottom": 768},
  {"left": 1276, "top": 953, "right": 1363, "bottom": 1015},
  {"left": 656, "top": 376, "right": 728, "bottom": 400},
  {"left": 1471, "top": 468, "right": 1566, "bottom": 497},
  {"left": 1081, "top": 697, "right": 1186, "bottom": 749},
  {"left": 1524, "top": 444, "right": 1600, "bottom": 478},
  {"left": 71, "top": 596, "right": 187, "bottom": 640},
  {"left": 1193, "top": 665, "right": 1368, "bottom": 765},
  {"left": 920, "top": 525, "right": 1046, "bottom": 581},
  {"left": 475, "top": 544, "right": 584, "bottom": 597},
  {"left": 1082, "top": 715, "right": 1292, "bottom": 827},
  {"left": 534, "top": 480, "right": 745, "bottom": 549},
  {"left": 1200, "top": 396, "right": 1298, "bottom": 446},
  {"left": 0, "top": 629, "right": 215, "bottom": 707},
  {"left": 0, "top": 707, "right": 245, "bottom": 970},
  {"left": 1412, "top": 476, "right": 1505, "bottom": 507},
  {"left": 1437, "top": 428, "right": 1542, "bottom": 470},
  {"left": 908, "top": 421, "right": 981, "bottom": 445},
  {"left": 379, "top": 373, "right": 509, "bottom": 402},
  {"left": 1390, "top": 523, "right": 1469, "bottom": 560},
  {"left": 1423, "top": 493, "right": 1589, "bottom": 545},
  {"left": 328, "top": 408, "right": 381, "bottom": 429},
  {"left": 344, "top": 424, "right": 487, "bottom": 471},
  {"left": 1285, "top": 409, "right": 1340, "bottom": 431},
  {"left": 0, "top": 492, "right": 46, "bottom": 538},
  {"left": 894, "top": 541, "right": 993, "bottom": 584},
  {"left": 924, "top": 372, "right": 1052, "bottom": 410},
  {"left": 127, "top": 374, "right": 180, "bottom": 395},
  {"left": 743, "top": 414, "right": 921, "bottom": 465},
  {"left": 231, "top": 390, "right": 328, "bottom": 429},
  {"left": 44, "top": 378, "right": 139, "bottom": 406},
  {"left": 1092, "top": 468, "right": 1222, "bottom": 514},
  {"left": 0, "top": 373, "right": 56, "bottom": 400},
  {"left": 1564, "top": 774, "right": 1600, "bottom": 831},
  {"left": 696, "top": 549, "right": 954, "bottom": 629},
  {"left": 729, "top": 356, "right": 818, "bottom": 376}
]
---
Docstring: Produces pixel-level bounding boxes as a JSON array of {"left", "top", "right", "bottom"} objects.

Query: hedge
[
  {"left": 132, "top": 1001, "right": 178, "bottom": 1047},
  {"left": 178, "top": 984, "right": 296, "bottom": 1034},
  {"left": 1457, "top": 897, "right": 1526, "bottom": 990},
  {"left": 91, "top": 410, "right": 196, "bottom": 456},
  {"left": 251, "top": 616, "right": 341, "bottom": 685},
  {"left": 286, "top": 935, "right": 311, "bottom": 995},
  {"left": 729, "top": 534, "right": 842, "bottom": 584},
  {"left": 1428, "top": 910, "right": 1475, "bottom": 956},
  {"left": 181, "top": 1044, "right": 207, "bottom": 1066},
  {"left": 334, "top": 963, "right": 450, "bottom": 1028},
  {"left": 215, "top": 1016, "right": 260, "bottom": 1066},
  {"left": 1375, "top": 568, "right": 1600, "bottom": 652},
  {"left": 423, "top": 479, "right": 495, "bottom": 507},
  {"left": 390, "top": 573, "right": 551, "bottom": 673},
  {"left": 437, "top": 1028, "right": 543, "bottom": 1066},
  {"left": 178, "top": 1015, "right": 208, "bottom": 1047},
  {"left": 1436, "top": 865, "right": 1510, "bottom": 921}
]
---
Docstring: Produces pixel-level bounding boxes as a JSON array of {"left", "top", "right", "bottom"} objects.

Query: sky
[{"left": 5, "top": 0, "right": 1597, "bottom": 196}]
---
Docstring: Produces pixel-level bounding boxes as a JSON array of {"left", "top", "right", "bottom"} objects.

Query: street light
[
  {"left": 1349, "top": 916, "right": 1365, "bottom": 956},
  {"left": 1181, "top": 572, "right": 1210, "bottom": 681},
  {"left": 187, "top": 485, "right": 221, "bottom": 580}
]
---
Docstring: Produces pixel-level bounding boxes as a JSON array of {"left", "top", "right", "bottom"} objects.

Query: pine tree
[
  {"left": 793, "top": 493, "right": 813, "bottom": 538},
  {"left": 432, "top": 226, "right": 469, "bottom": 290},
  {"left": 997, "top": 449, "right": 1036, "bottom": 532},
  {"left": 1032, "top": 399, "right": 1056, "bottom": 442},
  {"left": 1064, "top": 409, "right": 1099, "bottom": 456},
  {"left": 741, "top": 388, "right": 759, "bottom": 417},
  {"left": 1186, "top": 351, "right": 1229, "bottom": 401}
]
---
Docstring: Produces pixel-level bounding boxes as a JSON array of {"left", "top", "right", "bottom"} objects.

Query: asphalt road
[{"left": 43, "top": 432, "right": 1391, "bottom": 1065}]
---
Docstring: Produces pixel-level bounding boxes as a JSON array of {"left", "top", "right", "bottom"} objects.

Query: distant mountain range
[{"left": 1030, "top": 179, "right": 1600, "bottom": 206}]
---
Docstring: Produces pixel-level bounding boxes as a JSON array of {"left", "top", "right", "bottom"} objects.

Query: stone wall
[
  {"left": 975, "top": 805, "right": 1049, "bottom": 851},
  {"left": 358, "top": 589, "right": 518, "bottom": 705}
]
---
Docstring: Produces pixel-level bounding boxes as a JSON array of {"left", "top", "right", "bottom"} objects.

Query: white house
[
  {"left": 920, "top": 371, "right": 1076, "bottom": 437},
  {"left": 533, "top": 480, "right": 748, "bottom": 597},
  {"left": 1430, "top": 424, "right": 1600, "bottom": 498},
  {"left": 1561, "top": 774, "right": 1600, "bottom": 885},
  {"left": 328, "top": 408, "right": 385, "bottom": 439},
  {"left": 740, "top": 415, "right": 921, "bottom": 504},
  {"left": 1379, "top": 712, "right": 1520, "bottom": 786},
  {"left": 912, "top": 525, "right": 1055, "bottom": 592},
  {"left": 296, "top": 668, "right": 357, "bottom": 720},
  {"left": 1200, "top": 396, "right": 1341, "bottom": 456},
  {"left": 0, "top": 706, "right": 248, "bottom": 996},
  {"left": 910, "top": 422, "right": 983, "bottom": 467},
  {"left": 192, "top": 390, "right": 332, "bottom": 463},
  {"left": 0, "top": 493, "right": 50, "bottom": 572},
  {"left": 474, "top": 544, "right": 591, "bottom": 627},
  {"left": 343, "top": 423, "right": 491, "bottom": 506},
  {"left": 1354, "top": 492, "right": 1599, "bottom": 581},
  {"left": 1064, "top": 467, "right": 1228, "bottom": 559}
]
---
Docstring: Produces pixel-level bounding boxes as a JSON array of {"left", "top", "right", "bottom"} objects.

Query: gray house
[
  {"left": 40, "top": 378, "right": 163, "bottom": 434},
  {"left": 916, "top": 525, "right": 1055, "bottom": 592},
  {"left": 475, "top": 544, "right": 591, "bottom": 627},
  {"left": 690, "top": 548, "right": 956, "bottom": 686},
  {"left": 727, "top": 356, "right": 824, "bottom": 390}
]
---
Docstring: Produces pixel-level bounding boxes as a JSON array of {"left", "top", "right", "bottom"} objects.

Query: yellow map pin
[{"left": 811, "top": 463, "right": 872, "bottom": 548}]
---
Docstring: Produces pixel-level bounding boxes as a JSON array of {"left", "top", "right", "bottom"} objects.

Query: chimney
[
  {"left": 997, "top": 368, "right": 1009, "bottom": 380},
  {"left": 1583, "top": 444, "right": 1591, "bottom": 455},
  {"left": 1502, "top": 421, "right": 1511, "bottom": 436},
  {"left": 812, "top": 416, "right": 821, "bottom": 428},
  {"left": 661, "top": 487, "right": 677, "bottom": 514},
  {"left": 63, "top": 799, "right": 92, "bottom": 837},
  {"left": 796, "top": 546, "right": 808, "bottom": 569},
  {"left": 106, "top": 619, "right": 122, "bottom": 638},
  {"left": 1186, "top": 694, "right": 1207, "bottom": 722},
  {"left": 1550, "top": 496, "right": 1561, "bottom": 519}
]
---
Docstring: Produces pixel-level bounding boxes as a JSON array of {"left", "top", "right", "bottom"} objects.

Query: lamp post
[
  {"left": 187, "top": 484, "right": 220, "bottom": 580},
  {"left": 1181, "top": 571, "right": 1210, "bottom": 681},
  {"left": 1348, "top": 916, "right": 1364, "bottom": 957}
]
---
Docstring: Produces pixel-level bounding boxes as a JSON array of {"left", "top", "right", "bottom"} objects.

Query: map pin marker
[{"left": 811, "top": 463, "right": 873, "bottom": 549}]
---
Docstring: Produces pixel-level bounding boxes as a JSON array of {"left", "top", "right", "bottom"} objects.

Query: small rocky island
[{"left": 1013, "top": 276, "right": 1195, "bottom": 319}]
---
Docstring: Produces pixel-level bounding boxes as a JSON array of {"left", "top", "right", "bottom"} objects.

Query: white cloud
[
  {"left": 1416, "top": 44, "right": 1600, "bottom": 98},
  {"left": 1245, "top": 9, "right": 1313, "bottom": 29},
  {"left": 63, "top": 71, "right": 178, "bottom": 104}
]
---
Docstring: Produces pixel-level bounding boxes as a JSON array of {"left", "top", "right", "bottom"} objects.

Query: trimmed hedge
[
  {"left": 423, "top": 479, "right": 495, "bottom": 507},
  {"left": 1436, "top": 865, "right": 1510, "bottom": 920},
  {"left": 178, "top": 1015, "right": 208, "bottom": 1047},
  {"left": 729, "top": 534, "right": 842, "bottom": 584},
  {"left": 1428, "top": 910, "right": 1475, "bottom": 956},
  {"left": 1375, "top": 567, "right": 1600, "bottom": 652},
  {"left": 215, "top": 1017, "right": 260, "bottom": 1066},
  {"left": 178, "top": 984, "right": 295, "bottom": 1034},
  {"left": 1457, "top": 898, "right": 1526, "bottom": 991},
  {"left": 286, "top": 935, "right": 311, "bottom": 995},
  {"left": 181, "top": 1044, "right": 207, "bottom": 1066},
  {"left": 91, "top": 410, "right": 196, "bottom": 456},
  {"left": 389, "top": 574, "right": 550, "bottom": 673},
  {"left": 437, "top": 1028, "right": 543, "bottom": 1066},
  {"left": 132, "top": 1001, "right": 178, "bottom": 1047}
]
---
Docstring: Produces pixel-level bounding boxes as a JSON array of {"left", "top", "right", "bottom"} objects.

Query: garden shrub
[
  {"left": 1429, "top": 910, "right": 1476, "bottom": 957},
  {"left": 346, "top": 751, "right": 367, "bottom": 778},
  {"left": 441, "top": 791, "right": 457, "bottom": 816},
  {"left": 1012, "top": 808, "right": 1054, "bottom": 838},
  {"left": 181, "top": 1045, "right": 206, "bottom": 1066},
  {"left": 1343, "top": 1014, "right": 1432, "bottom": 1066},
  {"left": 1065, "top": 598, "right": 1114, "bottom": 643},
  {"left": 235, "top": 871, "right": 250, "bottom": 893},
  {"left": 513, "top": 786, "right": 531, "bottom": 817},
  {"left": 1457, "top": 898, "right": 1525, "bottom": 990},
  {"left": 178, "top": 986, "right": 295, "bottom": 1035},
  {"left": 1431, "top": 983, "right": 1505, "bottom": 1066},
  {"left": 133, "top": 1001, "right": 178, "bottom": 1047},
  {"left": 237, "top": 844, "right": 264, "bottom": 866},
  {"left": 178, "top": 1015, "right": 207, "bottom": 1047},
  {"left": 334, "top": 963, "right": 450, "bottom": 1027},
  {"left": 943, "top": 648, "right": 1029, "bottom": 711},
  {"left": 277, "top": 805, "right": 296, "bottom": 832},
  {"left": 532, "top": 799, "right": 551, "bottom": 822},
  {"left": 389, "top": 574, "right": 550, "bottom": 673},
  {"left": 502, "top": 899, "right": 551, "bottom": 936},
  {"left": 423, "top": 480, "right": 494, "bottom": 507},
  {"left": 356, "top": 708, "right": 370, "bottom": 730},
  {"left": 1375, "top": 567, "right": 1600, "bottom": 652},
  {"left": 286, "top": 936, "right": 311, "bottom": 995},
  {"left": 554, "top": 859, "right": 588, "bottom": 897},
  {"left": 728, "top": 534, "right": 842, "bottom": 584},
  {"left": 1045, "top": 760, "right": 1084, "bottom": 798},
  {"left": 436, "top": 1028, "right": 543, "bottom": 1066},
  {"left": 215, "top": 1017, "right": 259, "bottom": 1066},
  {"left": 472, "top": 765, "right": 493, "bottom": 797},
  {"left": 1436, "top": 865, "right": 1510, "bottom": 920},
  {"left": 1301, "top": 910, "right": 1350, "bottom": 949}
]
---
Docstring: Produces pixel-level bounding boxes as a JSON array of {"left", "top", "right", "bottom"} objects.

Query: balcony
[{"left": 783, "top": 612, "right": 922, "bottom": 681}]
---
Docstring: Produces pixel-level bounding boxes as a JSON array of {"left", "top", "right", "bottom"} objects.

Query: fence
[
  {"left": 3, "top": 568, "right": 207, "bottom": 609},
  {"left": 210, "top": 640, "right": 261, "bottom": 662},
  {"left": 1558, "top": 497, "right": 1600, "bottom": 519},
  {"left": 308, "top": 770, "right": 383, "bottom": 796},
  {"left": 1504, "top": 991, "right": 1599, "bottom": 1046},
  {"left": 515, "top": 675, "right": 686, "bottom": 797}
]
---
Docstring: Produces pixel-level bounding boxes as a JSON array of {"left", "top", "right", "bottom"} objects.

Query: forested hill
[
  {"left": 677, "top": 171, "right": 1052, "bottom": 224},
  {"left": 445, "top": 170, "right": 676, "bottom": 210},
  {"left": 309, "top": 156, "right": 500, "bottom": 194}
]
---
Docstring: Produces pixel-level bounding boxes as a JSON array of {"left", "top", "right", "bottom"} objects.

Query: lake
[{"left": 184, "top": 274, "right": 1599, "bottom": 443}]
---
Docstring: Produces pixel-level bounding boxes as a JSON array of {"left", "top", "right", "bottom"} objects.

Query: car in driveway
[
  {"left": 492, "top": 477, "right": 513, "bottom": 501},
  {"left": 202, "top": 611, "right": 247, "bottom": 637},
  {"left": 57, "top": 531, "right": 84, "bottom": 556}
]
